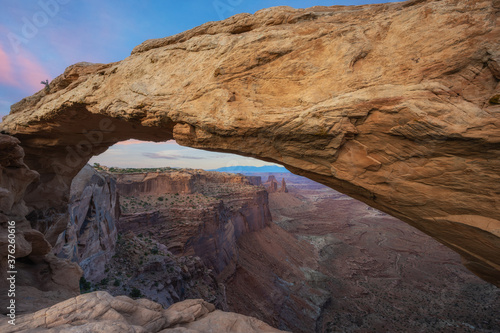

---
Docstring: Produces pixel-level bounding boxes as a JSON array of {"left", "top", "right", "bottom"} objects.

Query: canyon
[
  {"left": 0, "top": 137, "right": 290, "bottom": 332},
  {"left": 0, "top": 0, "right": 499, "bottom": 331},
  {"left": 109, "top": 168, "right": 326, "bottom": 332},
  {"left": 1, "top": 0, "right": 499, "bottom": 286},
  {"left": 81, "top": 166, "right": 500, "bottom": 332}
]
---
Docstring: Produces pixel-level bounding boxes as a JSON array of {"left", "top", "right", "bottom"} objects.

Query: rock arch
[{"left": 1, "top": 0, "right": 500, "bottom": 286}]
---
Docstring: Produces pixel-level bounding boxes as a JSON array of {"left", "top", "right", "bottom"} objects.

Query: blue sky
[{"left": 0, "top": 0, "right": 399, "bottom": 169}]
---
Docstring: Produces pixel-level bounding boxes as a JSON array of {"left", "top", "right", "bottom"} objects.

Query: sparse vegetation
[
  {"left": 130, "top": 287, "right": 142, "bottom": 298},
  {"left": 79, "top": 276, "right": 92, "bottom": 293}
]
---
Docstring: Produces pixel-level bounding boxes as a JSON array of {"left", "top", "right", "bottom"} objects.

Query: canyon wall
[
  {"left": 0, "top": 142, "right": 286, "bottom": 330},
  {"left": 115, "top": 170, "right": 255, "bottom": 196},
  {"left": 114, "top": 169, "right": 327, "bottom": 332},
  {"left": 53, "top": 164, "right": 120, "bottom": 282},
  {"left": 0, "top": 0, "right": 499, "bottom": 286},
  {"left": 115, "top": 170, "right": 271, "bottom": 273},
  {"left": 0, "top": 135, "right": 82, "bottom": 315}
]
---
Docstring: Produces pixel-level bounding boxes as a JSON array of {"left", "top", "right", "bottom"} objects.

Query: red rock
[{"left": 1, "top": 0, "right": 499, "bottom": 286}]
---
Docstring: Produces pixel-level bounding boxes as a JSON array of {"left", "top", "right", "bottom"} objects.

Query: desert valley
[
  {"left": 70, "top": 166, "right": 500, "bottom": 332},
  {"left": 1, "top": 0, "right": 500, "bottom": 332}
]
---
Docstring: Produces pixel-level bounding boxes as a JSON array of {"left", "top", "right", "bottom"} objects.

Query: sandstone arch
[{"left": 1, "top": 0, "right": 500, "bottom": 286}]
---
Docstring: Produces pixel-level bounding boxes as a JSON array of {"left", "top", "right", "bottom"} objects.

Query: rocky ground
[
  {"left": 98, "top": 168, "right": 500, "bottom": 332},
  {"left": 260, "top": 173, "right": 500, "bottom": 333},
  {"left": 109, "top": 168, "right": 328, "bottom": 332},
  {"left": 81, "top": 231, "right": 227, "bottom": 311},
  {"left": 0, "top": 291, "right": 286, "bottom": 333}
]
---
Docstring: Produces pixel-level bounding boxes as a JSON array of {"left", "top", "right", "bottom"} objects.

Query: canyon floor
[
  {"left": 254, "top": 173, "right": 500, "bottom": 332},
  {"left": 87, "top": 168, "right": 500, "bottom": 333}
]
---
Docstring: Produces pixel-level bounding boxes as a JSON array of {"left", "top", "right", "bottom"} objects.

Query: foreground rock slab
[
  {"left": 1, "top": 0, "right": 499, "bottom": 285},
  {"left": 0, "top": 291, "right": 287, "bottom": 333}
]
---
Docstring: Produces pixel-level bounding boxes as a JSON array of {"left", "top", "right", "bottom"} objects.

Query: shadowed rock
[{"left": 1, "top": 0, "right": 499, "bottom": 286}]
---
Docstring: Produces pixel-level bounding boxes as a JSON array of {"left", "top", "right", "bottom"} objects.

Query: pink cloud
[
  {"left": 0, "top": 45, "right": 18, "bottom": 87},
  {"left": 115, "top": 139, "right": 178, "bottom": 146},
  {"left": 0, "top": 42, "right": 51, "bottom": 94},
  {"left": 16, "top": 52, "right": 51, "bottom": 92}
]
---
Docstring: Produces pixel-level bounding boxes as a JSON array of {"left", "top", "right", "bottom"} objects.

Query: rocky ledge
[{"left": 0, "top": 291, "right": 287, "bottom": 333}]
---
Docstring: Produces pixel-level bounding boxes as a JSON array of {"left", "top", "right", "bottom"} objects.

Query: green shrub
[
  {"left": 79, "top": 277, "right": 91, "bottom": 293},
  {"left": 130, "top": 288, "right": 142, "bottom": 298},
  {"left": 113, "top": 279, "right": 121, "bottom": 287}
]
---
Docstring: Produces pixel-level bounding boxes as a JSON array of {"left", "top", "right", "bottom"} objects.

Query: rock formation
[
  {"left": 0, "top": 291, "right": 287, "bottom": 333},
  {"left": 115, "top": 169, "right": 257, "bottom": 196},
  {"left": 86, "top": 232, "right": 228, "bottom": 311},
  {"left": 266, "top": 173, "right": 500, "bottom": 331},
  {"left": 0, "top": 135, "right": 82, "bottom": 315},
  {"left": 53, "top": 164, "right": 119, "bottom": 282},
  {"left": 1, "top": 0, "right": 499, "bottom": 285},
  {"left": 220, "top": 223, "right": 329, "bottom": 332},
  {"left": 264, "top": 175, "right": 288, "bottom": 193},
  {"left": 115, "top": 169, "right": 272, "bottom": 273},
  {"left": 264, "top": 175, "right": 279, "bottom": 193},
  {"left": 280, "top": 178, "right": 288, "bottom": 193},
  {"left": 111, "top": 168, "right": 330, "bottom": 331}
]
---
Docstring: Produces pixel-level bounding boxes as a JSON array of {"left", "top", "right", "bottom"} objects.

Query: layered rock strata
[
  {"left": 114, "top": 168, "right": 327, "bottom": 332},
  {"left": 1, "top": 0, "right": 499, "bottom": 285},
  {"left": 263, "top": 175, "right": 288, "bottom": 193},
  {"left": 53, "top": 164, "right": 120, "bottom": 282},
  {"left": 0, "top": 135, "right": 82, "bottom": 315},
  {"left": 115, "top": 169, "right": 272, "bottom": 273}
]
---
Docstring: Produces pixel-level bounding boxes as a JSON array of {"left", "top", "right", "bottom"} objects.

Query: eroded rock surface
[
  {"left": 89, "top": 231, "right": 228, "bottom": 311},
  {"left": 115, "top": 168, "right": 272, "bottom": 273},
  {"left": 1, "top": 0, "right": 499, "bottom": 285},
  {"left": 0, "top": 291, "right": 287, "bottom": 333},
  {"left": 263, "top": 175, "right": 288, "bottom": 193},
  {"left": 53, "top": 164, "right": 119, "bottom": 282},
  {"left": 0, "top": 135, "right": 82, "bottom": 315}
]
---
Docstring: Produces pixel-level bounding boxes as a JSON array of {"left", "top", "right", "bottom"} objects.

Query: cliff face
[
  {"left": 89, "top": 232, "right": 228, "bottom": 311},
  {"left": 115, "top": 170, "right": 271, "bottom": 274},
  {"left": 0, "top": 135, "right": 82, "bottom": 315},
  {"left": 220, "top": 223, "right": 329, "bottom": 332},
  {"left": 1, "top": 0, "right": 499, "bottom": 285},
  {"left": 53, "top": 164, "right": 120, "bottom": 282},
  {"left": 115, "top": 169, "right": 324, "bottom": 332},
  {"left": 264, "top": 175, "right": 288, "bottom": 193},
  {"left": 115, "top": 170, "right": 255, "bottom": 196}
]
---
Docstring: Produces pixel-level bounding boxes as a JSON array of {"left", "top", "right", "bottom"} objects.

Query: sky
[{"left": 0, "top": 0, "right": 400, "bottom": 169}]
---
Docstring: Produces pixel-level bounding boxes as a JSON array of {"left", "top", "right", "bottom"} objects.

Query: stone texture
[
  {"left": 115, "top": 169, "right": 256, "bottom": 197},
  {"left": 90, "top": 231, "right": 228, "bottom": 311},
  {"left": 0, "top": 135, "right": 82, "bottom": 315},
  {"left": 0, "top": 291, "right": 288, "bottom": 333},
  {"left": 1, "top": 0, "right": 499, "bottom": 285},
  {"left": 115, "top": 169, "right": 272, "bottom": 274},
  {"left": 263, "top": 175, "right": 288, "bottom": 193},
  {"left": 53, "top": 164, "right": 119, "bottom": 282}
]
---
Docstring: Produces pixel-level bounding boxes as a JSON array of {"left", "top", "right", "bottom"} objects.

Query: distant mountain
[{"left": 210, "top": 165, "right": 289, "bottom": 174}]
